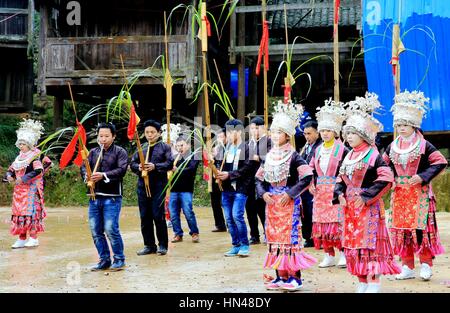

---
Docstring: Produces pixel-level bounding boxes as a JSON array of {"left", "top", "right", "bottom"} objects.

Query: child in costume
[
  {"left": 383, "top": 90, "right": 447, "bottom": 281},
  {"left": 309, "top": 98, "right": 348, "bottom": 268},
  {"left": 5, "top": 119, "right": 50, "bottom": 249},
  {"left": 256, "top": 101, "right": 317, "bottom": 292},
  {"left": 334, "top": 93, "right": 401, "bottom": 293}
]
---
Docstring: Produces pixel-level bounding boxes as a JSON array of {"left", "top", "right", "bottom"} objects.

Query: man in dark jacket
[
  {"left": 130, "top": 119, "right": 173, "bottom": 256},
  {"left": 169, "top": 135, "right": 200, "bottom": 243},
  {"left": 298, "top": 120, "right": 322, "bottom": 247},
  {"left": 210, "top": 128, "right": 227, "bottom": 232},
  {"left": 216, "top": 119, "right": 258, "bottom": 257},
  {"left": 81, "top": 122, "right": 129, "bottom": 271},
  {"left": 246, "top": 116, "right": 271, "bottom": 244}
]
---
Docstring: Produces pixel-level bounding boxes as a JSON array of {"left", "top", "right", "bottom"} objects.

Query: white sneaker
[
  {"left": 365, "top": 282, "right": 381, "bottom": 293},
  {"left": 11, "top": 239, "right": 27, "bottom": 249},
  {"left": 280, "top": 276, "right": 303, "bottom": 292},
  {"left": 24, "top": 238, "right": 39, "bottom": 247},
  {"left": 356, "top": 282, "right": 368, "bottom": 293},
  {"left": 395, "top": 265, "right": 415, "bottom": 280},
  {"left": 318, "top": 253, "right": 336, "bottom": 268},
  {"left": 419, "top": 263, "right": 432, "bottom": 281},
  {"left": 337, "top": 251, "right": 347, "bottom": 268}
]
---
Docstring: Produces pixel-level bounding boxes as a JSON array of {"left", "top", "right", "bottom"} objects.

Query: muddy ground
[{"left": 0, "top": 206, "right": 449, "bottom": 293}]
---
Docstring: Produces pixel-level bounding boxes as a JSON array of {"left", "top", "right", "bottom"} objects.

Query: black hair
[
  {"left": 250, "top": 116, "right": 264, "bottom": 126},
  {"left": 303, "top": 120, "right": 318, "bottom": 131},
  {"left": 143, "top": 119, "right": 161, "bottom": 131},
  {"left": 97, "top": 122, "right": 116, "bottom": 136}
]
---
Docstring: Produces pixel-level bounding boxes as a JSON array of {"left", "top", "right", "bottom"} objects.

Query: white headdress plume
[
  {"left": 270, "top": 100, "right": 304, "bottom": 137},
  {"left": 15, "top": 119, "right": 45, "bottom": 148},
  {"left": 343, "top": 92, "right": 383, "bottom": 145},
  {"left": 161, "top": 123, "right": 182, "bottom": 144},
  {"left": 392, "top": 90, "right": 429, "bottom": 128},
  {"left": 316, "top": 97, "right": 347, "bottom": 135}
]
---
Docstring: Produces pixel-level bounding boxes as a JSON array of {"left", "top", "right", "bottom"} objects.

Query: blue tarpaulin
[{"left": 362, "top": 0, "right": 450, "bottom": 132}]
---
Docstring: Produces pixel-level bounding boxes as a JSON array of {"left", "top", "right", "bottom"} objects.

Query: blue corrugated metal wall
[{"left": 362, "top": 0, "right": 450, "bottom": 132}]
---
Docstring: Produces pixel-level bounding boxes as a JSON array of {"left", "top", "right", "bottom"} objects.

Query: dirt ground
[{"left": 0, "top": 206, "right": 449, "bottom": 293}]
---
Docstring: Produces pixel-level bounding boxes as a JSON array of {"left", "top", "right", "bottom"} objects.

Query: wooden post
[
  {"left": 237, "top": 0, "right": 246, "bottom": 122},
  {"left": 262, "top": 0, "right": 269, "bottom": 129},
  {"left": 333, "top": 0, "right": 340, "bottom": 103},
  {"left": 38, "top": 3, "right": 48, "bottom": 96},
  {"left": 53, "top": 95, "right": 64, "bottom": 129}
]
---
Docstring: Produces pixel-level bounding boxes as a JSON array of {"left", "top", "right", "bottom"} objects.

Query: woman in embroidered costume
[
  {"left": 256, "top": 100, "right": 317, "bottom": 292},
  {"left": 4, "top": 119, "right": 51, "bottom": 249},
  {"left": 384, "top": 90, "right": 447, "bottom": 281},
  {"left": 309, "top": 98, "right": 349, "bottom": 268},
  {"left": 334, "top": 93, "right": 401, "bottom": 293}
]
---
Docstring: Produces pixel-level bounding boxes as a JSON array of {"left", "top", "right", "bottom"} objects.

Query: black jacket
[
  {"left": 80, "top": 143, "right": 129, "bottom": 196},
  {"left": 130, "top": 140, "right": 174, "bottom": 192},
  {"left": 171, "top": 154, "right": 199, "bottom": 193},
  {"left": 214, "top": 142, "right": 258, "bottom": 196}
]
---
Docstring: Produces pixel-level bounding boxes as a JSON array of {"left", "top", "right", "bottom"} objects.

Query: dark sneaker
[
  {"left": 249, "top": 237, "right": 261, "bottom": 245},
  {"left": 136, "top": 246, "right": 157, "bottom": 256},
  {"left": 157, "top": 246, "right": 168, "bottom": 255},
  {"left": 90, "top": 259, "right": 111, "bottom": 271},
  {"left": 109, "top": 259, "right": 126, "bottom": 271}
]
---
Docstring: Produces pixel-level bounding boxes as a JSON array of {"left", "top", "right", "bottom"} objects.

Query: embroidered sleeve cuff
[
  {"left": 255, "top": 166, "right": 265, "bottom": 181},
  {"left": 374, "top": 166, "right": 394, "bottom": 183},
  {"left": 429, "top": 151, "right": 448, "bottom": 166},
  {"left": 297, "top": 164, "right": 313, "bottom": 178}
]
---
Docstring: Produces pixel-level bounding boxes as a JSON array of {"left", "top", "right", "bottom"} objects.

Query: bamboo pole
[
  {"left": 333, "top": 0, "right": 340, "bottom": 103},
  {"left": 201, "top": 2, "right": 213, "bottom": 192},
  {"left": 67, "top": 82, "right": 95, "bottom": 200},
  {"left": 262, "top": 0, "right": 269, "bottom": 129},
  {"left": 119, "top": 54, "right": 151, "bottom": 197}
]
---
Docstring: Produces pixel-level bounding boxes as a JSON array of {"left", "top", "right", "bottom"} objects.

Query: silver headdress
[
  {"left": 343, "top": 92, "right": 383, "bottom": 145},
  {"left": 316, "top": 98, "right": 347, "bottom": 135},
  {"left": 15, "top": 119, "right": 45, "bottom": 149},
  {"left": 392, "top": 90, "right": 429, "bottom": 128},
  {"left": 270, "top": 100, "right": 303, "bottom": 137}
]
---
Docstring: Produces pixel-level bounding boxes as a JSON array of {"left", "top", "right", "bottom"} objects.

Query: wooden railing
[{"left": 45, "top": 35, "right": 194, "bottom": 79}]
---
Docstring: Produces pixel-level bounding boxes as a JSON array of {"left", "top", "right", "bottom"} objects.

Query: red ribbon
[
  {"left": 390, "top": 56, "right": 399, "bottom": 76},
  {"left": 334, "top": 0, "right": 340, "bottom": 37},
  {"left": 60, "top": 121, "right": 86, "bottom": 170},
  {"left": 127, "top": 103, "right": 137, "bottom": 141},
  {"left": 283, "top": 85, "right": 292, "bottom": 104},
  {"left": 256, "top": 20, "right": 270, "bottom": 76},
  {"left": 202, "top": 16, "right": 211, "bottom": 37}
]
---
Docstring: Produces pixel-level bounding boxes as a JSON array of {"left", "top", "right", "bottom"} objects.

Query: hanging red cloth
[{"left": 256, "top": 20, "right": 270, "bottom": 76}]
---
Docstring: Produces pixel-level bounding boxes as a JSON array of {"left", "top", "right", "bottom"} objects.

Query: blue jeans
[
  {"left": 169, "top": 192, "right": 199, "bottom": 236},
  {"left": 88, "top": 196, "right": 125, "bottom": 262},
  {"left": 222, "top": 191, "right": 249, "bottom": 246}
]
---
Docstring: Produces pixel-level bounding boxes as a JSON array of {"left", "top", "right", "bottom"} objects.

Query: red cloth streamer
[
  {"left": 389, "top": 56, "right": 399, "bottom": 76},
  {"left": 202, "top": 15, "right": 212, "bottom": 37},
  {"left": 127, "top": 103, "right": 137, "bottom": 141},
  {"left": 333, "top": 0, "right": 340, "bottom": 37},
  {"left": 60, "top": 121, "right": 86, "bottom": 170},
  {"left": 283, "top": 85, "right": 292, "bottom": 104},
  {"left": 256, "top": 20, "right": 270, "bottom": 76},
  {"left": 202, "top": 149, "right": 210, "bottom": 182}
]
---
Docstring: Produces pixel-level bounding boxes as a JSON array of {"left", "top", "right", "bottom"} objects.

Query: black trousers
[
  {"left": 245, "top": 190, "right": 266, "bottom": 239},
  {"left": 300, "top": 190, "right": 314, "bottom": 242},
  {"left": 210, "top": 181, "right": 226, "bottom": 229},
  {"left": 137, "top": 185, "right": 168, "bottom": 249}
]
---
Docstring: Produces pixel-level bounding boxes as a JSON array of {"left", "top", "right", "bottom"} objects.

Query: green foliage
[{"left": 0, "top": 116, "right": 21, "bottom": 166}]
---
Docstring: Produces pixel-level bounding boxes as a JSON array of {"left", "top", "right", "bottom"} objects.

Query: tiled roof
[{"left": 267, "top": 0, "right": 361, "bottom": 29}]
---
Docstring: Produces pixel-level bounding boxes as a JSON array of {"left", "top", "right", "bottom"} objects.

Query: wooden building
[
  {"left": 35, "top": 0, "right": 198, "bottom": 128},
  {"left": 229, "top": 0, "right": 366, "bottom": 120},
  {"left": 0, "top": 0, "right": 34, "bottom": 112}
]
